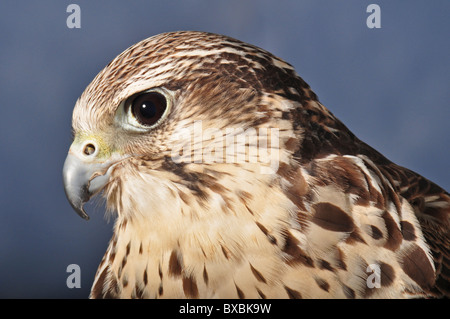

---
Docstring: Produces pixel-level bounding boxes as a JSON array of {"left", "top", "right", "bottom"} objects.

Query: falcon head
[{"left": 63, "top": 31, "right": 312, "bottom": 220}]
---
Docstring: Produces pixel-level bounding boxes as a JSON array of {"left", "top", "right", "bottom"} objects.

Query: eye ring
[
  {"left": 116, "top": 88, "right": 172, "bottom": 132},
  {"left": 130, "top": 91, "right": 167, "bottom": 127}
]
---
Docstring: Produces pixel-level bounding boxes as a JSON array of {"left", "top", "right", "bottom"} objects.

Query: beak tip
[
  {"left": 67, "top": 200, "right": 91, "bottom": 221},
  {"left": 78, "top": 208, "right": 91, "bottom": 221}
]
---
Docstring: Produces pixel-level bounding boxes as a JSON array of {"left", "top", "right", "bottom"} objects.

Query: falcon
[{"left": 63, "top": 31, "right": 449, "bottom": 298}]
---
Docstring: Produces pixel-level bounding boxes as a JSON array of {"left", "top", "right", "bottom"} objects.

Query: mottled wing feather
[
  {"left": 290, "top": 94, "right": 450, "bottom": 297},
  {"left": 381, "top": 164, "right": 450, "bottom": 296}
]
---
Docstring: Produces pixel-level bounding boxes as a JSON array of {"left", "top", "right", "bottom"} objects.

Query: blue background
[{"left": 0, "top": 1, "right": 448, "bottom": 298}]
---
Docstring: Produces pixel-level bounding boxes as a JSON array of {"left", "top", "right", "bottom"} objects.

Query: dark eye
[{"left": 131, "top": 92, "right": 167, "bottom": 126}]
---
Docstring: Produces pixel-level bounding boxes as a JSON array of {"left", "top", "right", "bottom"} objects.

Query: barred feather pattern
[{"left": 70, "top": 31, "right": 449, "bottom": 298}]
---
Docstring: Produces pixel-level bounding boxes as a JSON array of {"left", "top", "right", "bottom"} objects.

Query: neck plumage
[{"left": 90, "top": 163, "right": 297, "bottom": 298}]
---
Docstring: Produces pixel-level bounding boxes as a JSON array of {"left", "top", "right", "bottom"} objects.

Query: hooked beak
[{"left": 62, "top": 150, "right": 119, "bottom": 220}]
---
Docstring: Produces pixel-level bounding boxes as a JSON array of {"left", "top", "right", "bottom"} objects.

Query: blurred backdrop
[{"left": 0, "top": 0, "right": 448, "bottom": 298}]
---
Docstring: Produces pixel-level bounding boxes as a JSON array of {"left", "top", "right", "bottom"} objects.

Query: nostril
[{"left": 83, "top": 143, "right": 96, "bottom": 156}]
